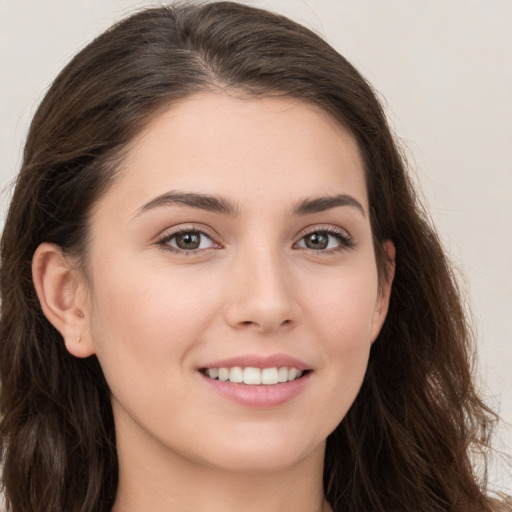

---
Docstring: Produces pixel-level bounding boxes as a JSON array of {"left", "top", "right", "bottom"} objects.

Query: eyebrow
[
  {"left": 138, "top": 191, "right": 240, "bottom": 217},
  {"left": 292, "top": 194, "right": 366, "bottom": 217},
  {"left": 136, "top": 191, "right": 365, "bottom": 218}
]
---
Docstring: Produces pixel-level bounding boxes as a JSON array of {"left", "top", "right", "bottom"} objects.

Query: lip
[
  {"left": 198, "top": 353, "right": 313, "bottom": 408},
  {"left": 200, "top": 353, "right": 311, "bottom": 371},
  {"left": 200, "top": 371, "right": 311, "bottom": 408}
]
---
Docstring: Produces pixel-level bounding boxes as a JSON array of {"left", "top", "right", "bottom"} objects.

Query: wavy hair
[{"left": 0, "top": 2, "right": 501, "bottom": 510}]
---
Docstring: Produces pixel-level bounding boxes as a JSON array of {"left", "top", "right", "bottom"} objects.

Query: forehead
[{"left": 97, "top": 92, "right": 368, "bottom": 218}]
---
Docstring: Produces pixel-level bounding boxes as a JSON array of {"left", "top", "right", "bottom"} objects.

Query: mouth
[{"left": 199, "top": 366, "right": 311, "bottom": 385}]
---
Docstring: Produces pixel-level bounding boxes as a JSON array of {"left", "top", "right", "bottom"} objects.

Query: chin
[{"left": 189, "top": 425, "right": 327, "bottom": 475}]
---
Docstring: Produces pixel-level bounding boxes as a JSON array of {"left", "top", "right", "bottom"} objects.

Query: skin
[{"left": 33, "top": 92, "right": 394, "bottom": 512}]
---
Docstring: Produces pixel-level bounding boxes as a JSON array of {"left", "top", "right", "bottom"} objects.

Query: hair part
[{"left": 0, "top": 2, "right": 499, "bottom": 510}]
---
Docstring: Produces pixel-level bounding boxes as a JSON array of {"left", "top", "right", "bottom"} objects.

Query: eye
[
  {"left": 158, "top": 229, "right": 218, "bottom": 253},
  {"left": 295, "top": 229, "right": 353, "bottom": 252}
]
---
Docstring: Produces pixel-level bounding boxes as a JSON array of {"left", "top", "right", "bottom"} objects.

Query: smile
[{"left": 202, "top": 367, "right": 307, "bottom": 385}]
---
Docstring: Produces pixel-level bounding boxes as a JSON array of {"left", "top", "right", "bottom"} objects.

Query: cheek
[
  {"left": 304, "top": 258, "right": 380, "bottom": 348},
  {"left": 87, "top": 261, "right": 219, "bottom": 385},
  {"left": 301, "top": 261, "right": 379, "bottom": 421}
]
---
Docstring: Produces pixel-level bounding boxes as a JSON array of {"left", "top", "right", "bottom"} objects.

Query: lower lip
[{"left": 200, "top": 372, "right": 312, "bottom": 408}]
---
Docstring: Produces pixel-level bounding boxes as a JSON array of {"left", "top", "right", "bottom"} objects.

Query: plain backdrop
[{"left": 1, "top": 0, "right": 511, "bottom": 492}]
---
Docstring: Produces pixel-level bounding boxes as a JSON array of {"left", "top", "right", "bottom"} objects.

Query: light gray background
[{"left": 1, "top": 0, "right": 510, "bottom": 492}]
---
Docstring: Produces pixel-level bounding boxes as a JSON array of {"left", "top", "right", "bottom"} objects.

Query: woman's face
[{"left": 80, "top": 93, "right": 393, "bottom": 473}]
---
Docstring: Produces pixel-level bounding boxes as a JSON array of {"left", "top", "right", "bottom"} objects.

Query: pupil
[
  {"left": 306, "top": 232, "right": 328, "bottom": 250},
  {"left": 177, "top": 232, "right": 200, "bottom": 250}
]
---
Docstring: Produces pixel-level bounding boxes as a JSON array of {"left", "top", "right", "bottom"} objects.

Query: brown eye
[
  {"left": 162, "top": 230, "right": 217, "bottom": 252},
  {"left": 175, "top": 232, "right": 201, "bottom": 250},
  {"left": 295, "top": 229, "right": 353, "bottom": 252},
  {"left": 304, "top": 232, "right": 329, "bottom": 250}
]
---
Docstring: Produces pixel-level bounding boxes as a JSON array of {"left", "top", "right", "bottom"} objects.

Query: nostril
[{"left": 238, "top": 318, "right": 293, "bottom": 330}]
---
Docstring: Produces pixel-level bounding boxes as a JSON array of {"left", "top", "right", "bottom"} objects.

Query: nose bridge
[{"left": 223, "top": 238, "right": 299, "bottom": 332}]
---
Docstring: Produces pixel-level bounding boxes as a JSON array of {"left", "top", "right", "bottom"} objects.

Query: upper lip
[{"left": 200, "top": 353, "right": 311, "bottom": 371}]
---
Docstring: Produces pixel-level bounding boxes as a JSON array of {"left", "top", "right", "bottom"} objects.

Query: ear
[
  {"left": 32, "top": 242, "right": 95, "bottom": 358},
  {"left": 370, "top": 239, "right": 396, "bottom": 343}
]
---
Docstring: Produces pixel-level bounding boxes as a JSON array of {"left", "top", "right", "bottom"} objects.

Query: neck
[{"left": 112, "top": 420, "right": 331, "bottom": 512}]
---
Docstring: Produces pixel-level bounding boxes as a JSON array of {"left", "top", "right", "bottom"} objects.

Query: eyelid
[
  {"left": 293, "top": 224, "right": 355, "bottom": 252},
  {"left": 154, "top": 223, "right": 354, "bottom": 255},
  {"left": 155, "top": 224, "right": 222, "bottom": 254},
  {"left": 295, "top": 223, "right": 352, "bottom": 240}
]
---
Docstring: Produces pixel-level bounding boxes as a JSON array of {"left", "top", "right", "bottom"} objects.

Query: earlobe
[
  {"left": 370, "top": 239, "right": 396, "bottom": 343},
  {"left": 32, "top": 243, "right": 95, "bottom": 358}
]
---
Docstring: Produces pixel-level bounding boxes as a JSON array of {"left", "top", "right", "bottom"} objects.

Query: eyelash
[
  {"left": 156, "top": 226, "right": 354, "bottom": 256},
  {"left": 157, "top": 226, "right": 219, "bottom": 256},
  {"left": 296, "top": 226, "right": 355, "bottom": 254}
]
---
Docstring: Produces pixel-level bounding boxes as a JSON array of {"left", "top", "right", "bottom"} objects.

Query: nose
[{"left": 223, "top": 248, "right": 301, "bottom": 333}]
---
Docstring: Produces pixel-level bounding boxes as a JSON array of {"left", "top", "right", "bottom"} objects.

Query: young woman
[{"left": 0, "top": 2, "right": 507, "bottom": 511}]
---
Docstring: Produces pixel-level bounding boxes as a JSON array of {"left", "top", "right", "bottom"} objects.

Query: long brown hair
[{"left": 0, "top": 2, "right": 501, "bottom": 510}]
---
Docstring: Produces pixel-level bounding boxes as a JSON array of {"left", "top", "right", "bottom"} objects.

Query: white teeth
[
  {"left": 277, "top": 367, "right": 288, "bottom": 383},
  {"left": 205, "top": 366, "right": 305, "bottom": 385},
  {"left": 261, "top": 367, "right": 279, "bottom": 385},
  {"left": 243, "top": 367, "right": 261, "bottom": 385},
  {"left": 229, "top": 367, "right": 243, "bottom": 383},
  {"left": 218, "top": 368, "right": 229, "bottom": 381}
]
